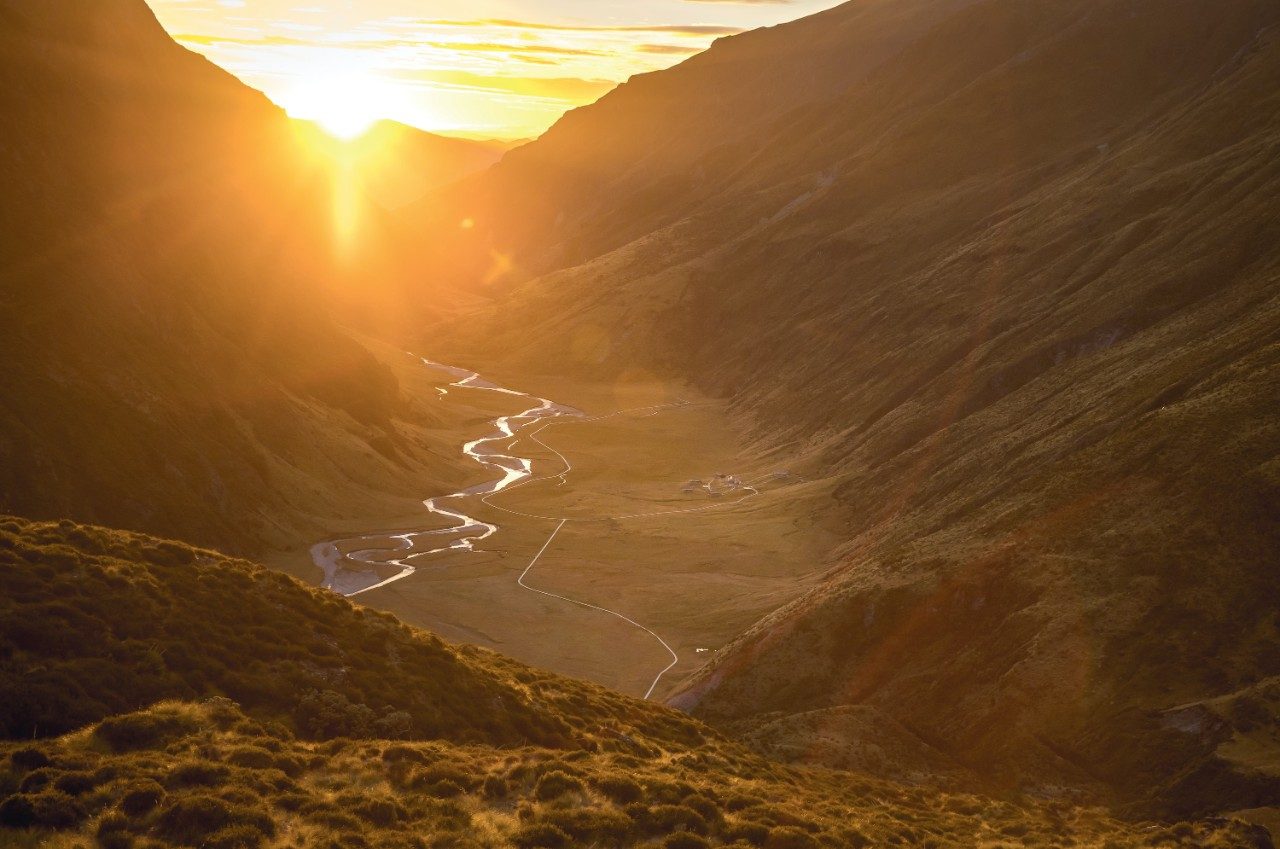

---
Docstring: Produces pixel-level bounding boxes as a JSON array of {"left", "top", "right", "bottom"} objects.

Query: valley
[
  {"left": 3, "top": 0, "right": 1279, "bottom": 845},
  {"left": 272, "top": 352, "right": 843, "bottom": 700}
]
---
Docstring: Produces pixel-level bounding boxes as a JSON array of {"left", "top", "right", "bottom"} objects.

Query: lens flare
[{"left": 279, "top": 63, "right": 404, "bottom": 141}]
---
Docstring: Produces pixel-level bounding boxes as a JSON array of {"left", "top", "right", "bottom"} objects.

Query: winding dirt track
[{"left": 312, "top": 357, "right": 762, "bottom": 700}]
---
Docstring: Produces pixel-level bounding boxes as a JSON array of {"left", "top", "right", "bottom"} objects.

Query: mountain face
[
  {"left": 421, "top": 0, "right": 1280, "bottom": 816},
  {"left": 0, "top": 0, "right": 463, "bottom": 554},
  {"left": 1, "top": 516, "right": 1271, "bottom": 849}
]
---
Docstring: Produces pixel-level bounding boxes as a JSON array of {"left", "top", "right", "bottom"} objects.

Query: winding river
[
  {"left": 309, "top": 359, "right": 583, "bottom": 598},
  {"left": 310, "top": 357, "right": 764, "bottom": 699}
]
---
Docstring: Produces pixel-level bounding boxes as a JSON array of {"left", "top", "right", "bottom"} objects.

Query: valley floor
[{"left": 267, "top": 350, "right": 842, "bottom": 699}]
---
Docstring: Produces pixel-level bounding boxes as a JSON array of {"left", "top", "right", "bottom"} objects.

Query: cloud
[
  {"left": 419, "top": 19, "right": 746, "bottom": 37},
  {"left": 637, "top": 44, "right": 704, "bottom": 55}
]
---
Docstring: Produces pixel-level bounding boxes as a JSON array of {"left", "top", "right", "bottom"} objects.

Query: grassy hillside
[
  {"left": 417, "top": 0, "right": 1280, "bottom": 816},
  {"left": 0, "top": 516, "right": 1272, "bottom": 849}
]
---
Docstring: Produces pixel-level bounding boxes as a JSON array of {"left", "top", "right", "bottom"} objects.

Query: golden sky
[{"left": 146, "top": 0, "right": 842, "bottom": 140}]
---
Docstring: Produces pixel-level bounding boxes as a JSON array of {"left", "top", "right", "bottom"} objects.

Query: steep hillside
[
  {"left": 420, "top": 0, "right": 1280, "bottom": 817},
  {"left": 0, "top": 0, "right": 460, "bottom": 553},
  {"left": 1, "top": 515, "right": 1271, "bottom": 849}
]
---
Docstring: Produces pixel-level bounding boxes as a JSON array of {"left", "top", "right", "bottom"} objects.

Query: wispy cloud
[{"left": 146, "top": 1, "right": 830, "bottom": 137}]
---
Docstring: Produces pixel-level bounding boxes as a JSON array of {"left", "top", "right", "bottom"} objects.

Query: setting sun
[{"left": 279, "top": 66, "right": 402, "bottom": 140}]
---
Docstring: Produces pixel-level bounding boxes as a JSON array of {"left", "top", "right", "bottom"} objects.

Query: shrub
[
  {"left": 307, "top": 810, "right": 364, "bottom": 832},
  {"left": 206, "top": 825, "right": 270, "bottom": 849},
  {"left": 167, "top": 760, "right": 229, "bottom": 788},
  {"left": 226, "top": 747, "right": 275, "bottom": 770},
  {"left": 99, "top": 833, "right": 134, "bottom": 849},
  {"left": 534, "top": 770, "right": 585, "bottom": 802},
  {"left": 596, "top": 775, "right": 643, "bottom": 804},
  {"left": 482, "top": 775, "right": 509, "bottom": 799},
  {"left": 665, "top": 834, "right": 712, "bottom": 849},
  {"left": 272, "top": 793, "right": 309, "bottom": 813},
  {"left": 631, "top": 804, "right": 710, "bottom": 836},
  {"left": 120, "top": 780, "right": 165, "bottom": 816},
  {"left": 10, "top": 748, "right": 51, "bottom": 771},
  {"left": 512, "top": 823, "right": 572, "bottom": 849},
  {"left": 97, "top": 812, "right": 130, "bottom": 835},
  {"left": 155, "top": 795, "right": 274, "bottom": 845},
  {"left": 0, "top": 794, "right": 36, "bottom": 827},
  {"left": 95, "top": 710, "right": 198, "bottom": 752},
  {"left": 423, "top": 778, "right": 464, "bottom": 799},
  {"left": 540, "top": 808, "right": 634, "bottom": 843},
  {"left": 381, "top": 745, "right": 430, "bottom": 765},
  {"left": 0, "top": 790, "right": 86, "bottom": 829},
  {"left": 681, "top": 794, "right": 723, "bottom": 827},
  {"left": 97, "top": 812, "right": 134, "bottom": 849},
  {"left": 354, "top": 798, "right": 404, "bottom": 827},
  {"left": 726, "top": 822, "right": 770, "bottom": 847},
  {"left": 18, "top": 767, "right": 55, "bottom": 792},
  {"left": 765, "top": 827, "right": 820, "bottom": 849},
  {"left": 54, "top": 770, "right": 96, "bottom": 795},
  {"left": 294, "top": 690, "right": 374, "bottom": 739}
]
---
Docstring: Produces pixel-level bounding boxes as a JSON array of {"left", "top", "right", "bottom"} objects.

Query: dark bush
[
  {"left": 168, "top": 760, "right": 230, "bottom": 788},
  {"left": 0, "top": 794, "right": 36, "bottom": 827},
  {"left": 95, "top": 710, "right": 198, "bottom": 752},
  {"left": 272, "top": 793, "right": 309, "bottom": 813},
  {"left": 631, "top": 804, "right": 710, "bottom": 836},
  {"left": 664, "top": 833, "right": 712, "bottom": 849},
  {"left": 595, "top": 775, "right": 643, "bottom": 804},
  {"left": 99, "top": 833, "right": 134, "bottom": 849},
  {"left": 423, "top": 778, "right": 465, "bottom": 799},
  {"left": 765, "top": 827, "right": 820, "bottom": 849},
  {"left": 206, "top": 825, "right": 270, "bottom": 849},
  {"left": 226, "top": 746, "right": 275, "bottom": 770},
  {"left": 482, "top": 774, "right": 509, "bottom": 799},
  {"left": 307, "top": 810, "right": 364, "bottom": 832},
  {"left": 534, "top": 770, "right": 585, "bottom": 801},
  {"left": 97, "top": 811, "right": 130, "bottom": 835},
  {"left": 294, "top": 690, "right": 374, "bottom": 739},
  {"left": 120, "top": 780, "right": 166, "bottom": 816},
  {"left": 380, "top": 745, "right": 430, "bottom": 765},
  {"left": 155, "top": 795, "right": 274, "bottom": 845},
  {"left": 539, "top": 807, "right": 634, "bottom": 843},
  {"left": 354, "top": 798, "right": 404, "bottom": 827},
  {"left": 681, "top": 793, "right": 723, "bottom": 827},
  {"left": 272, "top": 755, "right": 305, "bottom": 778},
  {"left": 0, "top": 790, "right": 86, "bottom": 829},
  {"left": 727, "top": 822, "right": 771, "bottom": 846},
  {"left": 54, "top": 770, "right": 96, "bottom": 795},
  {"left": 10, "top": 748, "right": 51, "bottom": 771},
  {"left": 512, "top": 823, "right": 573, "bottom": 849},
  {"left": 18, "top": 767, "right": 55, "bottom": 792}
]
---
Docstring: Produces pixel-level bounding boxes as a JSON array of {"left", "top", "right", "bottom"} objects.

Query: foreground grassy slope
[
  {"left": 0, "top": 517, "right": 1272, "bottom": 849},
  {"left": 0, "top": 516, "right": 703, "bottom": 751},
  {"left": 421, "top": 0, "right": 1280, "bottom": 815}
]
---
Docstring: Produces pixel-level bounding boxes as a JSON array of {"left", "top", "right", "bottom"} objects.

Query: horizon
[{"left": 144, "top": 0, "right": 845, "bottom": 141}]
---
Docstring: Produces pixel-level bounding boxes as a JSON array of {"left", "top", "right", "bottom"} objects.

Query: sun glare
[{"left": 281, "top": 65, "right": 400, "bottom": 141}]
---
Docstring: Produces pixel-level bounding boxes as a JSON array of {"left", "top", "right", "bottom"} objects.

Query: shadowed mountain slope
[
  {"left": 421, "top": 0, "right": 1280, "bottom": 817},
  {"left": 0, "top": 0, "right": 469, "bottom": 554}
]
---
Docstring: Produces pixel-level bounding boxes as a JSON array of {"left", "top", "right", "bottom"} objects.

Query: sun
[{"left": 280, "top": 65, "right": 398, "bottom": 141}]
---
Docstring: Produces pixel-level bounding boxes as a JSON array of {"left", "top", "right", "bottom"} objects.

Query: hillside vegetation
[
  {"left": 418, "top": 0, "right": 1280, "bottom": 817},
  {"left": 1, "top": 516, "right": 1272, "bottom": 849}
]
